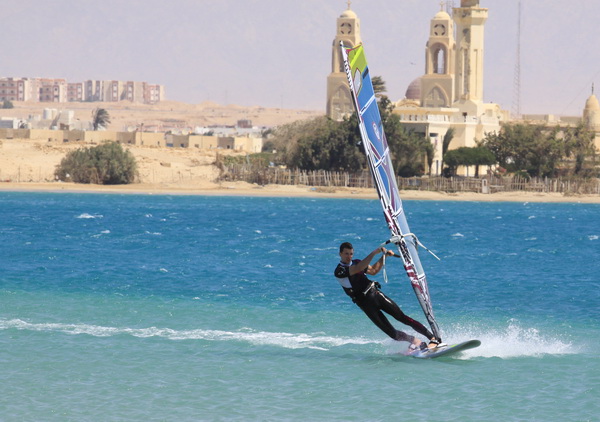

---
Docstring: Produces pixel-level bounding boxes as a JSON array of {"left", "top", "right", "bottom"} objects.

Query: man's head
[{"left": 339, "top": 242, "right": 354, "bottom": 264}]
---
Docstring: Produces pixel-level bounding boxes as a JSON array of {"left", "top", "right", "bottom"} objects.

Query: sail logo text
[{"left": 372, "top": 122, "right": 381, "bottom": 141}]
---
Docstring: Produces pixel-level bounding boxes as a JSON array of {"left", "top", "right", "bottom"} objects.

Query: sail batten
[{"left": 341, "top": 42, "right": 441, "bottom": 340}]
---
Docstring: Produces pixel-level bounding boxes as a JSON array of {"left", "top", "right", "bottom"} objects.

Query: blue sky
[{"left": 3, "top": 0, "right": 599, "bottom": 116}]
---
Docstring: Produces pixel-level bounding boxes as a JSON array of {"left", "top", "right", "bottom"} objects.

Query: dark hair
[{"left": 339, "top": 242, "right": 353, "bottom": 253}]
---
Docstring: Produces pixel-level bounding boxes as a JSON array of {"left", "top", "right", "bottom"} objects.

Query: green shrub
[
  {"left": 217, "top": 152, "right": 274, "bottom": 167},
  {"left": 55, "top": 141, "right": 137, "bottom": 184}
]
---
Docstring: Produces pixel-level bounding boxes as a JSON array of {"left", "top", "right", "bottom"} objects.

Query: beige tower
[
  {"left": 583, "top": 86, "right": 600, "bottom": 151},
  {"left": 452, "top": 0, "right": 488, "bottom": 106},
  {"left": 326, "top": 4, "right": 362, "bottom": 121},
  {"left": 421, "top": 9, "right": 455, "bottom": 108}
]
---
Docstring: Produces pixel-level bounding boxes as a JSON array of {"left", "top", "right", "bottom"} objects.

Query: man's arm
[
  {"left": 367, "top": 248, "right": 395, "bottom": 275},
  {"left": 349, "top": 247, "right": 382, "bottom": 276}
]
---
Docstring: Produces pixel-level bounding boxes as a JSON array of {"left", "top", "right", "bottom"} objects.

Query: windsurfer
[{"left": 334, "top": 242, "right": 442, "bottom": 349}]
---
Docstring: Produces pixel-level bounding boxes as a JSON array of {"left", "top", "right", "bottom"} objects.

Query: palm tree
[
  {"left": 92, "top": 108, "right": 111, "bottom": 130},
  {"left": 425, "top": 142, "right": 435, "bottom": 177},
  {"left": 371, "top": 76, "right": 387, "bottom": 97},
  {"left": 371, "top": 76, "right": 395, "bottom": 121},
  {"left": 440, "top": 127, "right": 454, "bottom": 175}
]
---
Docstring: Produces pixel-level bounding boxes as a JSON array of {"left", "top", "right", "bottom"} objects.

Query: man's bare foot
[{"left": 428, "top": 338, "right": 442, "bottom": 349}]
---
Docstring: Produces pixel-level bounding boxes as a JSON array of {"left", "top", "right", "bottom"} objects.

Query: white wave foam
[
  {"left": 441, "top": 320, "right": 577, "bottom": 359},
  {"left": 0, "top": 319, "right": 375, "bottom": 351},
  {"left": 4, "top": 318, "right": 576, "bottom": 357},
  {"left": 76, "top": 213, "right": 103, "bottom": 219}
]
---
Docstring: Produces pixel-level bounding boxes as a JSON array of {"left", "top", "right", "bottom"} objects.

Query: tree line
[
  {"left": 267, "top": 116, "right": 597, "bottom": 179},
  {"left": 483, "top": 122, "right": 596, "bottom": 178},
  {"left": 265, "top": 78, "right": 597, "bottom": 179}
]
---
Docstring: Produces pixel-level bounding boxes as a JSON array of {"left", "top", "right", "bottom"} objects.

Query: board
[{"left": 409, "top": 339, "right": 481, "bottom": 359}]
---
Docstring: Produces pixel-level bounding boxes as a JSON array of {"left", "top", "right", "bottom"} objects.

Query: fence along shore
[
  {"left": 2, "top": 162, "right": 599, "bottom": 195},
  {"left": 220, "top": 166, "right": 600, "bottom": 195}
]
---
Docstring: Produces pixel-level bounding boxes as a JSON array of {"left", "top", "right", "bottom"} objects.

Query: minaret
[
  {"left": 583, "top": 84, "right": 600, "bottom": 151},
  {"left": 326, "top": 1, "right": 362, "bottom": 121},
  {"left": 421, "top": 5, "right": 455, "bottom": 108},
  {"left": 452, "top": 0, "right": 488, "bottom": 105}
]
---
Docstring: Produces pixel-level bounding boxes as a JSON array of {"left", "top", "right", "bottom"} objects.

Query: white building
[{"left": 326, "top": 1, "right": 508, "bottom": 176}]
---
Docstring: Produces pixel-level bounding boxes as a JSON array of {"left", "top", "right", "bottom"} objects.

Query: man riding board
[{"left": 334, "top": 242, "right": 442, "bottom": 351}]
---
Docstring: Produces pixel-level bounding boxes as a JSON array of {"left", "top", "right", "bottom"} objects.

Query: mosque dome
[
  {"left": 433, "top": 11, "right": 451, "bottom": 20},
  {"left": 340, "top": 9, "right": 357, "bottom": 19},
  {"left": 405, "top": 77, "right": 422, "bottom": 100},
  {"left": 585, "top": 94, "right": 600, "bottom": 111}
]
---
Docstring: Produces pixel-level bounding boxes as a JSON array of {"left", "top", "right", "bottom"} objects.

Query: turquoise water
[{"left": 1, "top": 192, "right": 599, "bottom": 421}]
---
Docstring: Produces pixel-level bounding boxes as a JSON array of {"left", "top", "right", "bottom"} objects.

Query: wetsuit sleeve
[{"left": 334, "top": 265, "right": 349, "bottom": 278}]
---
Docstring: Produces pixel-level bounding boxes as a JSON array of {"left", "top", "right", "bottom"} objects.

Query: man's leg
[
  {"left": 357, "top": 298, "right": 415, "bottom": 342},
  {"left": 375, "top": 291, "right": 435, "bottom": 340}
]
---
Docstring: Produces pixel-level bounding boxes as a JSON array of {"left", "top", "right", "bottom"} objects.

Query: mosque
[{"left": 326, "top": 0, "right": 600, "bottom": 176}]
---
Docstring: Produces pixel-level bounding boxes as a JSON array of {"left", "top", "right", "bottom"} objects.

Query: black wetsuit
[{"left": 334, "top": 259, "right": 434, "bottom": 342}]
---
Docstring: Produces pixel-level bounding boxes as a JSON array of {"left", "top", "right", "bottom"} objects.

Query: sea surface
[{"left": 1, "top": 192, "right": 599, "bottom": 421}]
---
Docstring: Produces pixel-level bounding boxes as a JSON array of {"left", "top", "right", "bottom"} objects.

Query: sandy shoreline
[{"left": 1, "top": 180, "right": 599, "bottom": 203}]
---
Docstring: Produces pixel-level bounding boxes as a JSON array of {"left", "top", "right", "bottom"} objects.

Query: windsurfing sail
[{"left": 340, "top": 42, "right": 441, "bottom": 340}]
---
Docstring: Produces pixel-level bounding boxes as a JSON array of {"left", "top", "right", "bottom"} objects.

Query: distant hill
[{"left": 1, "top": 100, "right": 323, "bottom": 132}]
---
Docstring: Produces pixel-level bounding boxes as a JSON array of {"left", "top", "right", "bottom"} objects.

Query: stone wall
[{"left": 0, "top": 129, "right": 262, "bottom": 152}]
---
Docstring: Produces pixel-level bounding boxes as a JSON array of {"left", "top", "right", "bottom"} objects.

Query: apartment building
[
  {"left": 67, "top": 82, "right": 85, "bottom": 102},
  {"left": 144, "top": 84, "right": 164, "bottom": 103},
  {"left": 0, "top": 77, "right": 31, "bottom": 101},
  {"left": 37, "top": 78, "right": 67, "bottom": 102},
  {"left": 124, "top": 81, "right": 144, "bottom": 102},
  {"left": 85, "top": 80, "right": 102, "bottom": 101},
  {"left": 1, "top": 77, "right": 164, "bottom": 104}
]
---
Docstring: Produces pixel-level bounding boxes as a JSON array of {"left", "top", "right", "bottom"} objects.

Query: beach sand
[{"left": 1, "top": 180, "right": 599, "bottom": 203}]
